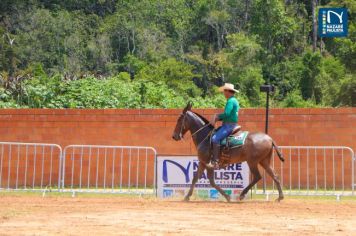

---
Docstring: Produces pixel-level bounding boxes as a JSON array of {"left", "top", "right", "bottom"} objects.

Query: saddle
[
  {"left": 213, "top": 125, "right": 248, "bottom": 149},
  {"left": 211, "top": 126, "right": 249, "bottom": 168},
  {"left": 231, "top": 125, "right": 241, "bottom": 135}
]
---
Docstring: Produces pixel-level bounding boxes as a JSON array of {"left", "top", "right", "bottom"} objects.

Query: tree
[
  {"left": 0, "top": 0, "right": 354, "bottom": 108},
  {"left": 137, "top": 58, "right": 200, "bottom": 98},
  {"left": 336, "top": 75, "right": 356, "bottom": 107},
  {"left": 250, "top": 0, "right": 299, "bottom": 62},
  {"left": 203, "top": 10, "right": 230, "bottom": 50},
  {"left": 300, "top": 51, "right": 322, "bottom": 102}
]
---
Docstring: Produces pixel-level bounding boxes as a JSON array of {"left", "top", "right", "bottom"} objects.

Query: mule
[{"left": 172, "top": 102, "right": 284, "bottom": 202}]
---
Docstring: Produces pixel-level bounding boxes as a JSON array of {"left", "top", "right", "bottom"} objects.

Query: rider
[{"left": 207, "top": 83, "right": 239, "bottom": 169}]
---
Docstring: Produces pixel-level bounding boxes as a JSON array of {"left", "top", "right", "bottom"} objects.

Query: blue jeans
[{"left": 211, "top": 123, "right": 237, "bottom": 144}]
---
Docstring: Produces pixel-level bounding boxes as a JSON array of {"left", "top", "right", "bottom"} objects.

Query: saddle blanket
[{"left": 221, "top": 131, "right": 249, "bottom": 148}]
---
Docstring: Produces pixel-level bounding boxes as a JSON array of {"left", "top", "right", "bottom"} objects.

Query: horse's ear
[
  {"left": 182, "top": 101, "right": 192, "bottom": 113},
  {"left": 182, "top": 103, "right": 189, "bottom": 114},
  {"left": 187, "top": 101, "right": 193, "bottom": 110}
]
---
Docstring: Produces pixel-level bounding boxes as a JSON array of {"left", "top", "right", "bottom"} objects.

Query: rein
[
  {"left": 179, "top": 112, "right": 213, "bottom": 151},
  {"left": 190, "top": 123, "right": 211, "bottom": 137}
]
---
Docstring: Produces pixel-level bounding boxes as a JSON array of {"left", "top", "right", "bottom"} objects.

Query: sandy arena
[{"left": 0, "top": 194, "right": 355, "bottom": 235}]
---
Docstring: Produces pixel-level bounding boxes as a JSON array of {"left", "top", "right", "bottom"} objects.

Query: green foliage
[
  {"left": 269, "top": 56, "right": 304, "bottom": 100},
  {"left": 326, "top": 0, "right": 356, "bottom": 72},
  {"left": 318, "top": 56, "right": 346, "bottom": 106},
  {"left": 137, "top": 58, "right": 201, "bottom": 98},
  {"left": 1, "top": 75, "right": 229, "bottom": 108},
  {"left": 114, "top": 72, "right": 130, "bottom": 82},
  {"left": 300, "top": 50, "right": 323, "bottom": 102},
  {"left": 250, "top": 0, "right": 299, "bottom": 62},
  {"left": 223, "top": 33, "right": 264, "bottom": 106},
  {"left": 0, "top": 0, "right": 355, "bottom": 108},
  {"left": 138, "top": 81, "right": 186, "bottom": 108},
  {"left": 279, "top": 90, "right": 318, "bottom": 108},
  {"left": 336, "top": 75, "right": 356, "bottom": 107}
]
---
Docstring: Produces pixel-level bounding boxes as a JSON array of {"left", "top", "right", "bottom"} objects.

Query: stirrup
[{"left": 206, "top": 160, "right": 219, "bottom": 170}]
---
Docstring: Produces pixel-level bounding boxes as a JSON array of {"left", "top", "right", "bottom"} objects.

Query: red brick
[
  {"left": 335, "top": 108, "right": 355, "bottom": 114},
  {"left": 101, "top": 109, "right": 140, "bottom": 115},
  {"left": 0, "top": 108, "right": 354, "bottom": 153}
]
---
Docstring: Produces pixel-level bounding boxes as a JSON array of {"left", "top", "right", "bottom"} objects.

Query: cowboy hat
[{"left": 218, "top": 83, "right": 239, "bottom": 93}]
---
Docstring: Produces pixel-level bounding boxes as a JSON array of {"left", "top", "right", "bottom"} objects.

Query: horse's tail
[{"left": 272, "top": 141, "right": 285, "bottom": 162}]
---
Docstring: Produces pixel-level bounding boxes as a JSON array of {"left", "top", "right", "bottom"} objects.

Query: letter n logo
[
  {"left": 162, "top": 160, "right": 191, "bottom": 183},
  {"left": 327, "top": 10, "right": 343, "bottom": 24}
]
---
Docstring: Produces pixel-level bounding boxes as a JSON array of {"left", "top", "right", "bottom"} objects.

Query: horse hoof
[
  {"left": 239, "top": 194, "right": 245, "bottom": 201},
  {"left": 183, "top": 196, "right": 190, "bottom": 202},
  {"left": 275, "top": 196, "right": 284, "bottom": 202},
  {"left": 226, "top": 195, "right": 231, "bottom": 202}
]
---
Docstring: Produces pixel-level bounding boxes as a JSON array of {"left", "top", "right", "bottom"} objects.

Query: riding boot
[{"left": 207, "top": 143, "right": 220, "bottom": 169}]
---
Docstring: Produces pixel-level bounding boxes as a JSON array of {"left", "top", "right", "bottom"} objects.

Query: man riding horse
[
  {"left": 172, "top": 100, "right": 285, "bottom": 202},
  {"left": 207, "top": 83, "right": 239, "bottom": 169}
]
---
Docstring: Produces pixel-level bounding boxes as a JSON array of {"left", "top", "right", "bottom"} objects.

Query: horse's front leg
[
  {"left": 184, "top": 162, "right": 205, "bottom": 201},
  {"left": 207, "top": 168, "right": 230, "bottom": 202}
]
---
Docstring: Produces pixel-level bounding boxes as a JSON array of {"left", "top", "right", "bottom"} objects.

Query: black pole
[
  {"left": 265, "top": 91, "right": 270, "bottom": 134},
  {"left": 260, "top": 84, "right": 274, "bottom": 196},
  {"left": 260, "top": 84, "right": 274, "bottom": 134},
  {"left": 262, "top": 91, "right": 269, "bottom": 194}
]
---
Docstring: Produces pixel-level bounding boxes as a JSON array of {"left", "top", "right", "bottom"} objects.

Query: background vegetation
[{"left": 0, "top": 0, "right": 355, "bottom": 108}]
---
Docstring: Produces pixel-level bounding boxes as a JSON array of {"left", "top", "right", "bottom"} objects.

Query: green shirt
[{"left": 218, "top": 96, "right": 239, "bottom": 123}]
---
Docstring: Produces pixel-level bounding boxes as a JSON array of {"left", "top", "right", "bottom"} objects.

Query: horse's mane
[{"left": 191, "top": 111, "right": 214, "bottom": 128}]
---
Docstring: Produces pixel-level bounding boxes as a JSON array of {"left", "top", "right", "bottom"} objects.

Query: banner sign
[
  {"left": 157, "top": 156, "right": 249, "bottom": 200},
  {"left": 319, "top": 8, "right": 348, "bottom": 37}
]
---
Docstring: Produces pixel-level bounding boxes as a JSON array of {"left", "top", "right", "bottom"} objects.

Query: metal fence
[
  {"left": 255, "top": 146, "right": 355, "bottom": 197},
  {"left": 0, "top": 142, "right": 354, "bottom": 198},
  {"left": 61, "top": 145, "right": 157, "bottom": 195},
  {"left": 0, "top": 142, "right": 62, "bottom": 191}
]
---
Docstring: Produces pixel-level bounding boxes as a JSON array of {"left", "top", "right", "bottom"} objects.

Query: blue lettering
[
  {"left": 214, "top": 172, "right": 220, "bottom": 180},
  {"left": 193, "top": 171, "right": 207, "bottom": 179},
  {"left": 236, "top": 163, "right": 242, "bottom": 170},
  {"left": 226, "top": 163, "right": 242, "bottom": 171},
  {"left": 223, "top": 172, "right": 229, "bottom": 180},
  {"left": 235, "top": 172, "right": 243, "bottom": 180},
  {"left": 162, "top": 160, "right": 191, "bottom": 183},
  {"left": 193, "top": 170, "right": 244, "bottom": 181},
  {"left": 227, "top": 165, "right": 234, "bottom": 170},
  {"left": 193, "top": 161, "right": 199, "bottom": 171}
]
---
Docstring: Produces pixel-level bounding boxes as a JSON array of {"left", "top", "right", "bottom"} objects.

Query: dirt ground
[{"left": 0, "top": 194, "right": 356, "bottom": 236}]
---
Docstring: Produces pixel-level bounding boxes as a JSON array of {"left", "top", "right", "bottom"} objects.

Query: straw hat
[{"left": 218, "top": 83, "right": 239, "bottom": 93}]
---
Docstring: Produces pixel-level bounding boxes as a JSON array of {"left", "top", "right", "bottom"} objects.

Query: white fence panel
[
  {"left": 0, "top": 142, "right": 354, "bottom": 199},
  {"left": 0, "top": 142, "right": 62, "bottom": 191},
  {"left": 61, "top": 145, "right": 157, "bottom": 195},
  {"left": 255, "top": 146, "right": 355, "bottom": 197}
]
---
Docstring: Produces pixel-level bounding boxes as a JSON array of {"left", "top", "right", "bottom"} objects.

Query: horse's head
[{"left": 172, "top": 102, "right": 192, "bottom": 141}]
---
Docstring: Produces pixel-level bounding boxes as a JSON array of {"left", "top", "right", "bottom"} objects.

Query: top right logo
[{"left": 319, "top": 8, "right": 348, "bottom": 37}]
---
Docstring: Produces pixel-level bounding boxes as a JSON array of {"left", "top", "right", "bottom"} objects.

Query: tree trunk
[
  {"left": 244, "top": 0, "right": 249, "bottom": 25},
  {"left": 312, "top": 0, "right": 318, "bottom": 52},
  {"left": 131, "top": 28, "right": 136, "bottom": 54}
]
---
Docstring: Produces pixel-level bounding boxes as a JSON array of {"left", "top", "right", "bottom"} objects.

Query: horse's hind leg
[
  {"left": 207, "top": 168, "right": 230, "bottom": 202},
  {"left": 184, "top": 162, "right": 205, "bottom": 201},
  {"left": 260, "top": 157, "right": 284, "bottom": 202},
  {"left": 239, "top": 164, "right": 261, "bottom": 201}
]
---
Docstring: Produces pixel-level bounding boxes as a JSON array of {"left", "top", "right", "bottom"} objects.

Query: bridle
[
  {"left": 178, "top": 113, "right": 187, "bottom": 139},
  {"left": 178, "top": 112, "right": 212, "bottom": 150}
]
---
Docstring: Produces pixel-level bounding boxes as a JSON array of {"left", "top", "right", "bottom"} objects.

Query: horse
[{"left": 171, "top": 102, "right": 285, "bottom": 202}]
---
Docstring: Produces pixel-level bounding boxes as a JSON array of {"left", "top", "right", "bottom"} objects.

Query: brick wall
[
  {"left": 0, "top": 108, "right": 355, "bottom": 189},
  {"left": 0, "top": 108, "right": 354, "bottom": 152}
]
